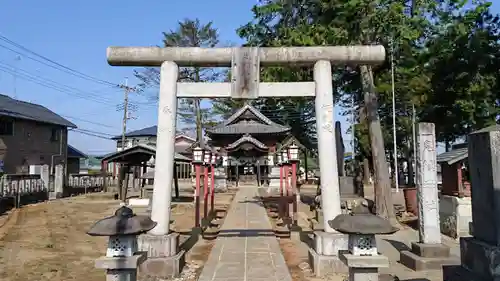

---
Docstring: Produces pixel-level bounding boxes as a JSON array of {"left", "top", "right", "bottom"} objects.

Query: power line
[
  {"left": 0, "top": 60, "right": 119, "bottom": 101},
  {"left": 0, "top": 35, "right": 118, "bottom": 87},
  {"left": 61, "top": 114, "right": 115, "bottom": 129},
  {"left": 72, "top": 128, "right": 116, "bottom": 137},
  {"left": 70, "top": 129, "right": 112, "bottom": 140},
  {"left": 0, "top": 64, "right": 117, "bottom": 105}
]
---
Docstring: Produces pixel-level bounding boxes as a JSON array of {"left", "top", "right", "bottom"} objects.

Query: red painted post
[
  {"left": 284, "top": 164, "right": 290, "bottom": 196},
  {"left": 203, "top": 164, "right": 209, "bottom": 220},
  {"left": 279, "top": 163, "right": 283, "bottom": 196},
  {"left": 195, "top": 164, "right": 201, "bottom": 228},
  {"left": 210, "top": 162, "right": 215, "bottom": 215},
  {"left": 291, "top": 161, "right": 298, "bottom": 225}
]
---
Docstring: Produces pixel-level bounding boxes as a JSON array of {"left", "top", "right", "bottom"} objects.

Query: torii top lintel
[{"left": 107, "top": 45, "right": 386, "bottom": 67}]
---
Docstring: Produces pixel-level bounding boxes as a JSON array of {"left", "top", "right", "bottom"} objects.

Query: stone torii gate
[{"left": 107, "top": 46, "right": 386, "bottom": 278}]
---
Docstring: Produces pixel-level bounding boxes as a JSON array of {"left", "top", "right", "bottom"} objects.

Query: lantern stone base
[
  {"left": 340, "top": 253, "right": 389, "bottom": 281},
  {"left": 137, "top": 232, "right": 185, "bottom": 279},
  {"left": 400, "top": 242, "right": 459, "bottom": 271},
  {"left": 95, "top": 253, "right": 147, "bottom": 281},
  {"left": 308, "top": 231, "right": 348, "bottom": 276},
  {"left": 139, "top": 250, "right": 186, "bottom": 279}
]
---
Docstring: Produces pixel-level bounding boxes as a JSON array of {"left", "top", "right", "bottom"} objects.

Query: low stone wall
[
  {"left": 0, "top": 173, "right": 111, "bottom": 215},
  {"left": 0, "top": 191, "right": 48, "bottom": 214}
]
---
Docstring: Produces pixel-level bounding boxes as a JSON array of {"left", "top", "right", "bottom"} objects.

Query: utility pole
[
  {"left": 117, "top": 78, "right": 136, "bottom": 203},
  {"left": 390, "top": 37, "right": 399, "bottom": 193},
  {"left": 412, "top": 104, "right": 417, "bottom": 182},
  {"left": 13, "top": 55, "right": 21, "bottom": 99},
  {"left": 351, "top": 94, "right": 356, "bottom": 173},
  {"left": 120, "top": 78, "right": 132, "bottom": 151}
]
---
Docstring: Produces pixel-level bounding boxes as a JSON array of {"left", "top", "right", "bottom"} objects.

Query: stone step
[{"left": 400, "top": 250, "right": 460, "bottom": 271}]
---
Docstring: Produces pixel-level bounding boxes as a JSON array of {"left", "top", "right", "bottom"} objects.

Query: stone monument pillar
[
  {"left": 335, "top": 121, "right": 357, "bottom": 196},
  {"left": 268, "top": 153, "right": 281, "bottom": 192},
  {"left": 444, "top": 125, "right": 500, "bottom": 281},
  {"left": 335, "top": 121, "right": 345, "bottom": 177},
  {"left": 214, "top": 167, "right": 227, "bottom": 192},
  {"left": 400, "top": 123, "right": 458, "bottom": 270},
  {"left": 41, "top": 164, "right": 50, "bottom": 193},
  {"left": 49, "top": 164, "right": 64, "bottom": 199},
  {"left": 308, "top": 60, "right": 347, "bottom": 276}
]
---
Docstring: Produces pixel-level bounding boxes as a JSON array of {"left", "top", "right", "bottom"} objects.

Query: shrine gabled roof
[
  {"left": 226, "top": 134, "right": 268, "bottom": 151},
  {"left": 207, "top": 104, "right": 290, "bottom": 135},
  {"left": 276, "top": 135, "right": 306, "bottom": 152}
]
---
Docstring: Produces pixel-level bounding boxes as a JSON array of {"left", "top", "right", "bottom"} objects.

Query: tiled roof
[
  {"left": 208, "top": 120, "right": 290, "bottom": 135},
  {"left": 226, "top": 134, "right": 268, "bottom": 151},
  {"left": 68, "top": 145, "right": 87, "bottom": 158},
  {"left": 111, "top": 125, "right": 158, "bottom": 140},
  {"left": 0, "top": 94, "right": 76, "bottom": 127},
  {"left": 101, "top": 144, "right": 191, "bottom": 163},
  {"left": 436, "top": 147, "right": 468, "bottom": 165},
  {"left": 207, "top": 104, "right": 290, "bottom": 135},
  {"left": 111, "top": 126, "right": 198, "bottom": 142}
]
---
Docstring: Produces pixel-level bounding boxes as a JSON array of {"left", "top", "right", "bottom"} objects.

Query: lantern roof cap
[
  {"left": 328, "top": 212, "right": 399, "bottom": 235},
  {"left": 87, "top": 206, "right": 157, "bottom": 236}
]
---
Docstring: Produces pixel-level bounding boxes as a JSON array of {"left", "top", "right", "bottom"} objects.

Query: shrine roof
[
  {"left": 101, "top": 144, "right": 191, "bottom": 164},
  {"left": 436, "top": 147, "right": 468, "bottom": 165},
  {"left": 207, "top": 104, "right": 290, "bottom": 135},
  {"left": 276, "top": 135, "right": 306, "bottom": 152},
  {"left": 226, "top": 134, "right": 268, "bottom": 151}
]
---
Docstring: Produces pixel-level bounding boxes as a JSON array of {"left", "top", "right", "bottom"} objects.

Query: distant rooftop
[
  {"left": 68, "top": 145, "right": 87, "bottom": 159},
  {"left": 437, "top": 146, "right": 468, "bottom": 165},
  {"left": 111, "top": 125, "right": 158, "bottom": 140},
  {"left": 111, "top": 125, "right": 197, "bottom": 142},
  {"left": 0, "top": 94, "right": 76, "bottom": 128}
]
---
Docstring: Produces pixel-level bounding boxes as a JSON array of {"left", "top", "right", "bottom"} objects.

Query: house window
[
  {"left": 50, "top": 128, "right": 60, "bottom": 142},
  {"left": 0, "top": 119, "right": 14, "bottom": 135}
]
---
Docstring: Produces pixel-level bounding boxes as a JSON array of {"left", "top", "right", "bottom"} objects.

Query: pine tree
[{"left": 134, "top": 18, "right": 221, "bottom": 144}]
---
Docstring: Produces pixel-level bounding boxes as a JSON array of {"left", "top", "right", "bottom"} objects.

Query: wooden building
[{"left": 206, "top": 104, "right": 294, "bottom": 184}]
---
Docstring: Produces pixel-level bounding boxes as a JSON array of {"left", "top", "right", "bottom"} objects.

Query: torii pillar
[{"left": 107, "top": 45, "right": 386, "bottom": 278}]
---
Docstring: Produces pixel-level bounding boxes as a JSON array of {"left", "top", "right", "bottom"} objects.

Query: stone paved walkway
[{"left": 197, "top": 186, "right": 293, "bottom": 281}]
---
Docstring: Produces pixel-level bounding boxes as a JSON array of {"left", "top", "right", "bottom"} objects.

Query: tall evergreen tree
[
  {"left": 235, "top": 0, "right": 500, "bottom": 223},
  {"left": 134, "top": 18, "right": 221, "bottom": 143}
]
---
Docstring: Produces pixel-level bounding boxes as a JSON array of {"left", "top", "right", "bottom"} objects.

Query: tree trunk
[
  {"left": 407, "top": 139, "right": 415, "bottom": 186},
  {"left": 360, "top": 65, "right": 397, "bottom": 225},
  {"left": 194, "top": 98, "right": 203, "bottom": 144},
  {"left": 121, "top": 165, "right": 130, "bottom": 203},
  {"left": 118, "top": 166, "right": 126, "bottom": 201},
  {"left": 363, "top": 158, "right": 370, "bottom": 184}
]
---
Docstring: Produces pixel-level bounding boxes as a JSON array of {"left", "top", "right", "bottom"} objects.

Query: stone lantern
[
  {"left": 87, "top": 206, "right": 157, "bottom": 281},
  {"left": 192, "top": 146, "right": 204, "bottom": 164},
  {"left": 288, "top": 143, "right": 299, "bottom": 162},
  {"left": 281, "top": 150, "right": 289, "bottom": 164},
  {"left": 203, "top": 149, "right": 212, "bottom": 166},
  {"left": 328, "top": 209, "right": 398, "bottom": 281}
]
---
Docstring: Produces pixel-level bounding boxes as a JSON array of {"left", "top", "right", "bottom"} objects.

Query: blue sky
[{"left": 0, "top": 1, "right": 498, "bottom": 156}]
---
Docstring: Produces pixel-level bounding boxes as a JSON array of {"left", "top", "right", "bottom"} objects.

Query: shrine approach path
[{"left": 197, "top": 185, "right": 293, "bottom": 281}]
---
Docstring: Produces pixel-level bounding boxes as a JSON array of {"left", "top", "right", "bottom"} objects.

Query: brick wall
[{"left": 0, "top": 118, "right": 68, "bottom": 174}]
